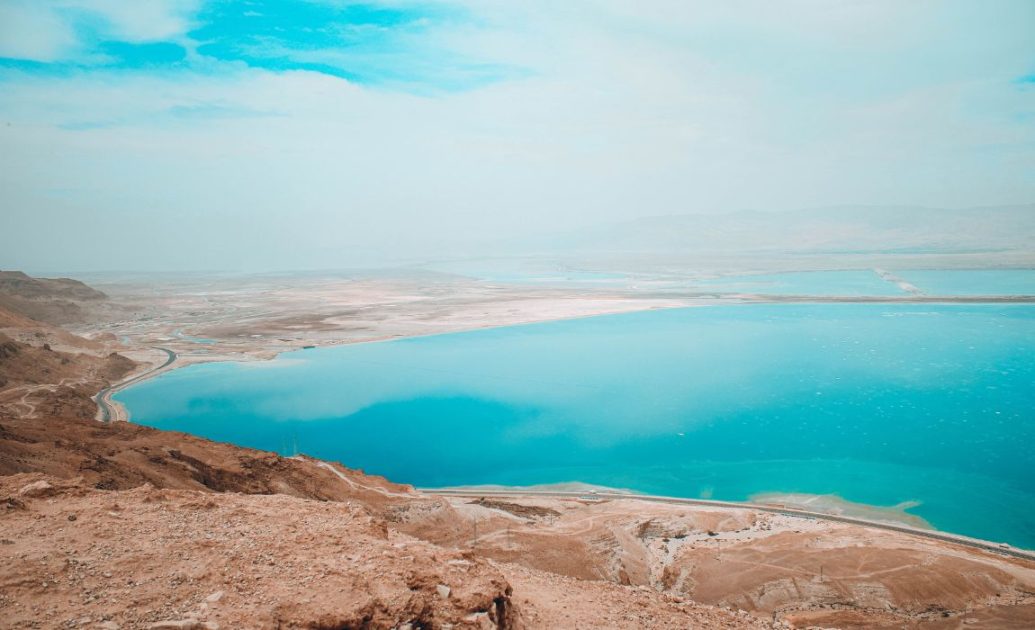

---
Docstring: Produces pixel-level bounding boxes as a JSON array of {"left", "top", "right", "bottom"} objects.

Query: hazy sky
[{"left": 1, "top": 1, "right": 1034, "bottom": 271}]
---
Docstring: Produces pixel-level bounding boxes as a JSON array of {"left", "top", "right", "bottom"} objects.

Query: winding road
[
  {"left": 421, "top": 488, "right": 1035, "bottom": 562},
  {"left": 95, "top": 346, "right": 176, "bottom": 422}
]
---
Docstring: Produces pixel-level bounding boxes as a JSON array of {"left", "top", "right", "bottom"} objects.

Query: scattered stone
[
  {"left": 436, "top": 584, "right": 451, "bottom": 599},
  {"left": 18, "top": 480, "right": 54, "bottom": 498},
  {"left": 2, "top": 497, "right": 26, "bottom": 511},
  {"left": 68, "top": 514, "right": 77, "bottom": 522},
  {"left": 464, "top": 611, "right": 496, "bottom": 630},
  {"left": 147, "top": 620, "right": 218, "bottom": 630},
  {"left": 205, "top": 591, "right": 224, "bottom": 603}
]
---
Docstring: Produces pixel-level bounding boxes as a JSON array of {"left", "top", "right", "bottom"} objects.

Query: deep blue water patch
[{"left": 116, "top": 303, "right": 1035, "bottom": 548}]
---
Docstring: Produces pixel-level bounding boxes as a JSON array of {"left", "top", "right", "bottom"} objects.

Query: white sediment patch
[
  {"left": 873, "top": 268, "right": 924, "bottom": 296},
  {"left": 749, "top": 492, "right": 932, "bottom": 530}
]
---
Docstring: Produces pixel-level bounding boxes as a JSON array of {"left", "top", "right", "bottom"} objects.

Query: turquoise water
[
  {"left": 690, "top": 270, "right": 906, "bottom": 296},
  {"left": 115, "top": 304, "right": 1035, "bottom": 548},
  {"left": 476, "top": 271, "right": 626, "bottom": 285},
  {"left": 894, "top": 269, "right": 1035, "bottom": 296}
]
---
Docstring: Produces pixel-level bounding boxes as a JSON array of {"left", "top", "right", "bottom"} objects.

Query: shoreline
[
  {"left": 95, "top": 346, "right": 177, "bottom": 422},
  {"left": 94, "top": 297, "right": 1035, "bottom": 559},
  {"left": 94, "top": 299, "right": 709, "bottom": 418},
  {"left": 96, "top": 293, "right": 1035, "bottom": 411},
  {"left": 421, "top": 487, "right": 1035, "bottom": 561}
]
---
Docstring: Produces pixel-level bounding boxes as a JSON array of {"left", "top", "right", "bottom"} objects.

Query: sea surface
[
  {"left": 689, "top": 270, "right": 906, "bottom": 296},
  {"left": 894, "top": 269, "right": 1035, "bottom": 296},
  {"left": 116, "top": 304, "right": 1035, "bottom": 549}
]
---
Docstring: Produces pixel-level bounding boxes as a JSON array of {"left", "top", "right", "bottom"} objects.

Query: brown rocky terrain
[
  {"left": 0, "top": 329, "right": 137, "bottom": 421},
  {"left": 0, "top": 471, "right": 777, "bottom": 629},
  {"left": 0, "top": 270, "right": 109, "bottom": 325},
  {"left": 0, "top": 421, "right": 767, "bottom": 629},
  {"left": 0, "top": 271, "right": 107, "bottom": 301},
  {"left": 1, "top": 473, "right": 525, "bottom": 629},
  {"left": 2, "top": 272, "right": 1034, "bottom": 628},
  {"left": 402, "top": 495, "right": 1035, "bottom": 628}
]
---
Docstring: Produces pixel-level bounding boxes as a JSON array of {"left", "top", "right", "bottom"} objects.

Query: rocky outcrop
[
  {"left": 0, "top": 332, "right": 136, "bottom": 421},
  {"left": 0, "top": 474, "right": 526, "bottom": 630},
  {"left": 0, "top": 270, "right": 108, "bottom": 324},
  {"left": 0, "top": 270, "right": 107, "bottom": 301},
  {"left": 0, "top": 409, "right": 409, "bottom": 503}
]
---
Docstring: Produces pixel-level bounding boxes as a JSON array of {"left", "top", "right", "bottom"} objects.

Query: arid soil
[
  {"left": 1, "top": 473, "right": 522, "bottom": 629},
  {"left": 71, "top": 271, "right": 701, "bottom": 368},
  {"left": 0, "top": 331, "right": 136, "bottom": 421},
  {"left": 0, "top": 471, "right": 780, "bottom": 629},
  {"left": 405, "top": 495, "right": 1035, "bottom": 629},
  {"left": 2, "top": 272, "right": 1035, "bottom": 628},
  {"left": 0, "top": 270, "right": 117, "bottom": 325}
]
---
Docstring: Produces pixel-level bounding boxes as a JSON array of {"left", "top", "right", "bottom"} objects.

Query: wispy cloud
[
  {"left": 1, "top": 1, "right": 1033, "bottom": 271},
  {"left": 0, "top": 0, "right": 515, "bottom": 92},
  {"left": 0, "top": 0, "right": 198, "bottom": 61},
  {"left": 57, "top": 100, "right": 279, "bottom": 130}
]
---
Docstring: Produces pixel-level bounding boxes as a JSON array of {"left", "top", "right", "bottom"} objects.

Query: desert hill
[
  {"left": 0, "top": 328, "right": 135, "bottom": 418},
  {"left": 0, "top": 269, "right": 111, "bottom": 325},
  {"left": 0, "top": 270, "right": 107, "bottom": 301}
]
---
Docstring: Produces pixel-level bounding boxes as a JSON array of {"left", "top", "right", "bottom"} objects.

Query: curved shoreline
[
  {"left": 421, "top": 488, "right": 1035, "bottom": 561},
  {"left": 94, "top": 347, "right": 176, "bottom": 422},
  {"left": 100, "top": 354, "right": 1035, "bottom": 560},
  {"left": 96, "top": 301, "right": 1035, "bottom": 559},
  {"left": 96, "top": 296, "right": 1035, "bottom": 412}
]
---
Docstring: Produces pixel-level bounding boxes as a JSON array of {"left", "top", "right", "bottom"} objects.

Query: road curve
[
  {"left": 95, "top": 347, "right": 176, "bottom": 423},
  {"left": 421, "top": 488, "right": 1035, "bottom": 562}
]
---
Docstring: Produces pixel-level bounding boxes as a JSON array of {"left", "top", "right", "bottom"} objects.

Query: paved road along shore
[
  {"left": 422, "top": 488, "right": 1035, "bottom": 562},
  {"left": 95, "top": 347, "right": 176, "bottom": 422}
]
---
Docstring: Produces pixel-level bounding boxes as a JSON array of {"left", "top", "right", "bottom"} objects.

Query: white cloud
[
  {"left": 0, "top": 2, "right": 80, "bottom": 62},
  {"left": 0, "top": 0, "right": 198, "bottom": 63},
  {"left": 1, "top": 0, "right": 1033, "bottom": 271},
  {"left": 67, "top": 0, "right": 199, "bottom": 43}
]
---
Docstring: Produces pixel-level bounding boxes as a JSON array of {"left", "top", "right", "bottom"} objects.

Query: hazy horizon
[{"left": 2, "top": 1, "right": 1034, "bottom": 272}]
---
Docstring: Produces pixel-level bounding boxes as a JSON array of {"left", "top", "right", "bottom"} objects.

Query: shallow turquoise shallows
[{"left": 115, "top": 304, "right": 1035, "bottom": 549}]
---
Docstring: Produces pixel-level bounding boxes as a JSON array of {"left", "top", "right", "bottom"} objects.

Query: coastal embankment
[
  {"left": 423, "top": 488, "right": 1035, "bottom": 562},
  {"left": 95, "top": 346, "right": 176, "bottom": 422}
]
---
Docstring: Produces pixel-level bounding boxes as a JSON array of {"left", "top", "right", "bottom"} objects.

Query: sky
[{"left": 1, "top": 0, "right": 1033, "bottom": 271}]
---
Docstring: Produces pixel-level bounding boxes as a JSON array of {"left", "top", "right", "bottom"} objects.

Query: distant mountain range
[{"left": 558, "top": 205, "right": 1035, "bottom": 256}]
